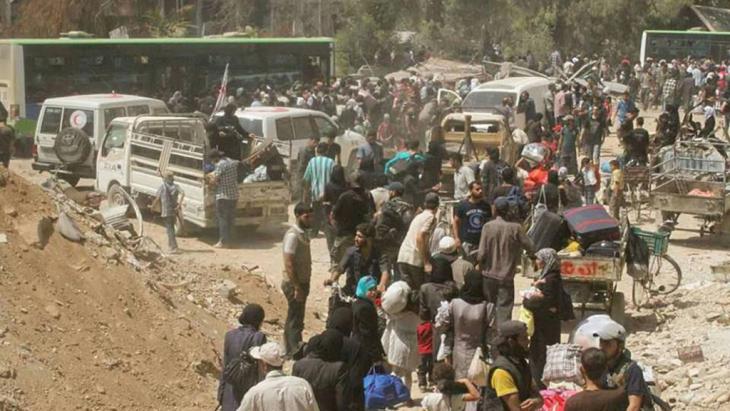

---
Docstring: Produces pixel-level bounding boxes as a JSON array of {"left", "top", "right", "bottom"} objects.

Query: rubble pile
[
  {"left": 0, "top": 171, "right": 285, "bottom": 410},
  {"left": 627, "top": 281, "right": 730, "bottom": 410}
]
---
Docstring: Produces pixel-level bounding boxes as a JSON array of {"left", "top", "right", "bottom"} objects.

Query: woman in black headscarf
[
  {"left": 447, "top": 270, "right": 496, "bottom": 378},
  {"left": 218, "top": 304, "right": 266, "bottom": 411},
  {"left": 523, "top": 248, "right": 565, "bottom": 388},
  {"left": 326, "top": 306, "right": 368, "bottom": 411},
  {"left": 419, "top": 251, "right": 459, "bottom": 377}
]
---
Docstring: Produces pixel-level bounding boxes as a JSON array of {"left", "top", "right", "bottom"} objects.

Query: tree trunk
[{"left": 195, "top": 0, "right": 203, "bottom": 35}]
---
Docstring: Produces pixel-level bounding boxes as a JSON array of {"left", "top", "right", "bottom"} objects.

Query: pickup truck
[{"left": 95, "top": 115, "right": 289, "bottom": 233}]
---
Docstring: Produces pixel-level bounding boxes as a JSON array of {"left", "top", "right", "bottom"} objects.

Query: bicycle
[{"left": 630, "top": 227, "right": 682, "bottom": 308}]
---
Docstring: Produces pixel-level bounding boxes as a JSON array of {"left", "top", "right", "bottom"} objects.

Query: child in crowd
[
  {"left": 152, "top": 171, "right": 184, "bottom": 254},
  {"left": 417, "top": 311, "right": 434, "bottom": 391},
  {"left": 421, "top": 362, "right": 480, "bottom": 411},
  {"left": 578, "top": 157, "right": 599, "bottom": 205},
  {"left": 609, "top": 159, "right": 624, "bottom": 219}
]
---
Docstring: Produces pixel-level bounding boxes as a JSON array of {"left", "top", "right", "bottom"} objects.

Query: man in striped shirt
[
  {"left": 209, "top": 150, "right": 240, "bottom": 248},
  {"left": 303, "top": 143, "right": 335, "bottom": 236}
]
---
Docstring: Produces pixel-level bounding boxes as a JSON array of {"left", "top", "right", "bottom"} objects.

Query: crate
[{"left": 631, "top": 227, "right": 669, "bottom": 256}]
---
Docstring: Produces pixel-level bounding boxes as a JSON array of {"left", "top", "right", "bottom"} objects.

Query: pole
[{"left": 195, "top": 0, "right": 203, "bottom": 36}]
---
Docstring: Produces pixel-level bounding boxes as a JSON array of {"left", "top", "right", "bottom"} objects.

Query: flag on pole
[{"left": 210, "top": 63, "right": 230, "bottom": 120}]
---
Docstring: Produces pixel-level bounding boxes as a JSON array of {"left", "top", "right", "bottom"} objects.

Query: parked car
[
  {"left": 461, "top": 77, "right": 551, "bottom": 129},
  {"left": 222, "top": 106, "right": 367, "bottom": 171},
  {"left": 32, "top": 94, "right": 168, "bottom": 185}
]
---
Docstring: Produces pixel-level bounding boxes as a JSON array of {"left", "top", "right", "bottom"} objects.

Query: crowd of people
[{"left": 206, "top": 54, "right": 688, "bottom": 411}]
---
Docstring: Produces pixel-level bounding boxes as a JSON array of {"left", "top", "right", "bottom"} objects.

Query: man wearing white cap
[
  {"left": 437, "top": 236, "right": 473, "bottom": 288},
  {"left": 572, "top": 316, "right": 654, "bottom": 411},
  {"left": 238, "top": 342, "right": 319, "bottom": 411}
]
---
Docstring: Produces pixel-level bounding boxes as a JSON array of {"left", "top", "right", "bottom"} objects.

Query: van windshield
[{"left": 462, "top": 91, "right": 517, "bottom": 112}]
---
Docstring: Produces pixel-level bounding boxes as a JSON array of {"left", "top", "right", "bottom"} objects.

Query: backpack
[
  {"left": 222, "top": 335, "right": 260, "bottom": 392},
  {"left": 364, "top": 365, "right": 411, "bottom": 408},
  {"left": 494, "top": 161, "right": 510, "bottom": 186},
  {"left": 504, "top": 185, "right": 529, "bottom": 222},
  {"left": 375, "top": 200, "right": 413, "bottom": 245}
]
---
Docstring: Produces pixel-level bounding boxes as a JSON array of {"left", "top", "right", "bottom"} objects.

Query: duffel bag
[
  {"left": 585, "top": 240, "right": 621, "bottom": 258},
  {"left": 364, "top": 365, "right": 411, "bottom": 409}
]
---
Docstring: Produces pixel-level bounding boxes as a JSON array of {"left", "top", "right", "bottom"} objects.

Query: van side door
[{"left": 35, "top": 106, "right": 63, "bottom": 162}]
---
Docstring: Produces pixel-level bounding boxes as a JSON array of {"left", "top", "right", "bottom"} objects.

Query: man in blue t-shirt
[{"left": 452, "top": 181, "right": 491, "bottom": 262}]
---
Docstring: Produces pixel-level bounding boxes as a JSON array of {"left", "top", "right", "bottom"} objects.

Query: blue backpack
[{"left": 363, "top": 366, "right": 411, "bottom": 409}]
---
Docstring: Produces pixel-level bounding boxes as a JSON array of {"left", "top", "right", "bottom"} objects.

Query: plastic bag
[
  {"left": 518, "top": 306, "right": 535, "bottom": 337},
  {"left": 626, "top": 229, "right": 650, "bottom": 280},
  {"left": 436, "top": 333, "right": 451, "bottom": 362},
  {"left": 467, "top": 347, "right": 488, "bottom": 386},
  {"left": 381, "top": 281, "right": 411, "bottom": 315},
  {"left": 542, "top": 344, "right": 582, "bottom": 384}
]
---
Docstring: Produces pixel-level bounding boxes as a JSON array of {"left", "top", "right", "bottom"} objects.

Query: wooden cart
[{"left": 522, "top": 226, "right": 629, "bottom": 324}]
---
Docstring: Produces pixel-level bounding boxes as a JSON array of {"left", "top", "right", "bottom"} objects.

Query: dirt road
[{"left": 7, "top": 115, "right": 730, "bottom": 409}]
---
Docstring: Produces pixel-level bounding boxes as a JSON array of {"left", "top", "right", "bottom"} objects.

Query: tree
[{"left": 335, "top": 0, "right": 400, "bottom": 73}]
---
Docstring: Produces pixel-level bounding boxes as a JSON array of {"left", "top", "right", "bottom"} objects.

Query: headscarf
[
  {"left": 429, "top": 254, "right": 454, "bottom": 284},
  {"left": 536, "top": 248, "right": 560, "bottom": 279},
  {"left": 327, "top": 306, "right": 353, "bottom": 336},
  {"left": 307, "top": 329, "right": 344, "bottom": 362},
  {"left": 238, "top": 303, "right": 265, "bottom": 329},
  {"left": 356, "top": 275, "right": 377, "bottom": 299},
  {"left": 460, "top": 270, "right": 484, "bottom": 305}
]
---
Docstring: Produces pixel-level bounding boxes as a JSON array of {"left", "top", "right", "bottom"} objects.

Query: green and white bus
[
  {"left": 0, "top": 36, "right": 334, "bottom": 134},
  {"left": 640, "top": 30, "right": 730, "bottom": 64}
]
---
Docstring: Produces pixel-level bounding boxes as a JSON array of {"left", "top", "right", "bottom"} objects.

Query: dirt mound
[{"left": 0, "top": 173, "right": 285, "bottom": 410}]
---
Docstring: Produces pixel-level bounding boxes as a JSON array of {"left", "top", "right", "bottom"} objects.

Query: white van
[
  {"left": 32, "top": 94, "right": 168, "bottom": 185},
  {"left": 96, "top": 115, "right": 289, "bottom": 232},
  {"left": 461, "top": 77, "right": 551, "bottom": 129},
  {"left": 228, "top": 106, "right": 366, "bottom": 171}
]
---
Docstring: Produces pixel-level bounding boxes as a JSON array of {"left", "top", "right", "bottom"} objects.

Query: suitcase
[
  {"left": 585, "top": 240, "right": 621, "bottom": 258},
  {"left": 528, "top": 211, "right": 570, "bottom": 251},
  {"left": 563, "top": 204, "right": 620, "bottom": 247}
]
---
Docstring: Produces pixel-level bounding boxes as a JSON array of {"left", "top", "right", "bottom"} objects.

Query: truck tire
[{"left": 54, "top": 127, "right": 92, "bottom": 165}]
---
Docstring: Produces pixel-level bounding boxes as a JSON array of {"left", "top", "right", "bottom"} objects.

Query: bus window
[
  {"left": 276, "top": 117, "right": 294, "bottom": 141},
  {"left": 127, "top": 105, "right": 150, "bottom": 116},
  {"left": 152, "top": 106, "right": 169, "bottom": 115},
  {"left": 62, "top": 109, "right": 95, "bottom": 136},
  {"left": 40, "top": 107, "right": 63, "bottom": 134},
  {"left": 104, "top": 107, "right": 127, "bottom": 128},
  {"left": 292, "top": 116, "right": 317, "bottom": 140}
]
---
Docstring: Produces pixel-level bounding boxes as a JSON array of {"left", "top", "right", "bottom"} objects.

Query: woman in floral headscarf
[{"left": 523, "top": 248, "right": 565, "bottom": 388}]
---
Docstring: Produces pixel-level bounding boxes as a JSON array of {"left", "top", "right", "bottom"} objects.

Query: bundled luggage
[
  {"left": 521, "top": 142, "right": 550, "bottom": 164},
  {"left": 563, "top": 204, "right": 620, "bottom": 248}
]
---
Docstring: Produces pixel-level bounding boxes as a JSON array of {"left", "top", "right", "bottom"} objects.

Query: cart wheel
[
  {"left": 610, "top": 292, "right": 626, "bottom": 326},
  {"left": 632, "top": 278, "right": 650, "bottom": 309},
  {"left": 649, "top": 254, "right": 682, "bottom": 295}
]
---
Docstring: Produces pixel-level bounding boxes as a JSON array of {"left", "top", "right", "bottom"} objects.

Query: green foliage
[
  {"left": 336, "top": 0, "right": 398, "bottom": 73},
  {"left": 141, "top": 10, "right": 190, "bottom": 37},
  {"left": 432, "top": 0, "right": 707, "bottom": 62}
]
